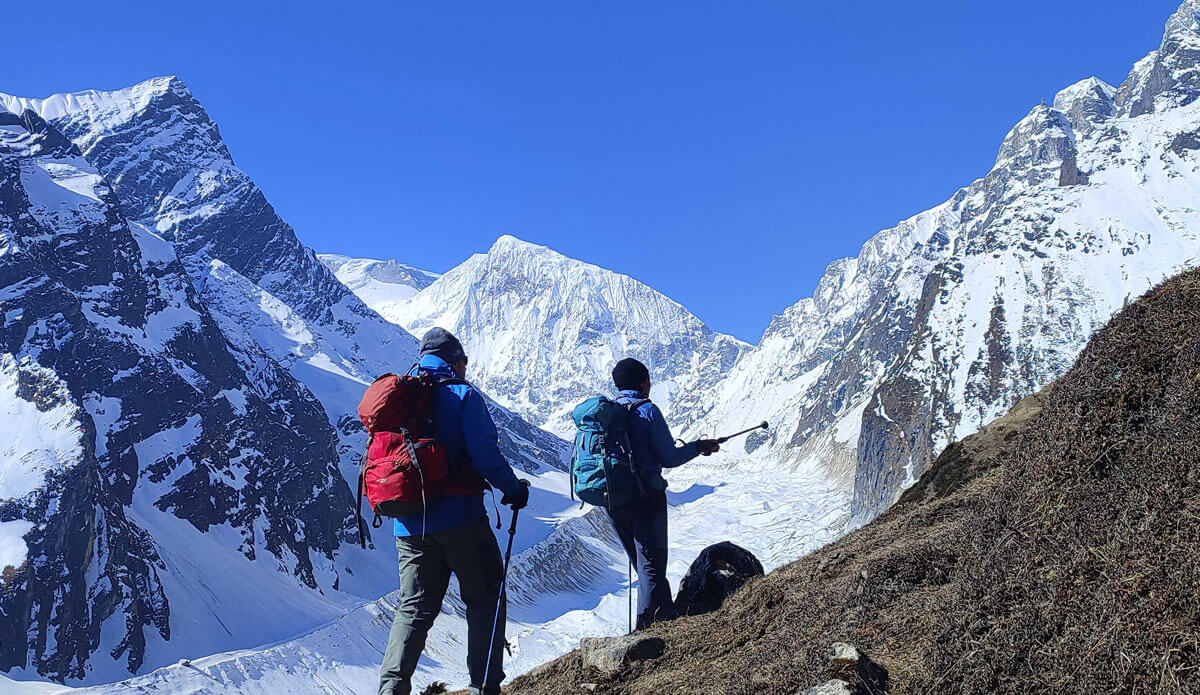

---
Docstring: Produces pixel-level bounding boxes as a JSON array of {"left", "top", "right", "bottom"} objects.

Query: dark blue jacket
[
  {"left": 615, "top": 389, "right": 700, "bottom": 491},
  {"left": 393, "top": 355, "right": 523, "bottom": 537}
]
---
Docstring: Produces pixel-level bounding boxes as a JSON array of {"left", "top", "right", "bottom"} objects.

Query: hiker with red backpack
[
  {"left": 359, "top": 328, "right": 529, "bottom": 695},
  {"left": 571, "top": 358, "right": 719, "bottom": 631}
]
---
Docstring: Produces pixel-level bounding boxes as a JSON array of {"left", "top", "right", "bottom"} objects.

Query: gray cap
[{"left": 419, "top": 327, "right": 467, "bottom": 364}]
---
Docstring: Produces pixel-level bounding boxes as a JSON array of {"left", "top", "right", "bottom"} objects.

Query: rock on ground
[{"left": 578, "top": 634, "right": 665, "bottom": 676}]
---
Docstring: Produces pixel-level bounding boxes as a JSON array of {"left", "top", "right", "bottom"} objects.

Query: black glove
[
  {"left": 501, "top": 480, "right": 530, "bottom": 510},
  {"left": 696, "top": 439, "right": 720, "bottom": 456}
]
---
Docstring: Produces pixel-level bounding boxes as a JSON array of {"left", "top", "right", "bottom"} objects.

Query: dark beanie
[
  {"left": 419, "top": 327, "right": 467, "bottom": 364},
  {"left": 612, "top": 358, "right": 650, "bottom": 390}
]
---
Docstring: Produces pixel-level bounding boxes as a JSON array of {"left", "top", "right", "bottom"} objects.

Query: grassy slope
[{"left": 510, "top": 270, "right": 1200, "bottom": 695}]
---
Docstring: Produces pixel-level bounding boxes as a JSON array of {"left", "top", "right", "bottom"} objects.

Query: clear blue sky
[{"left": 5, "top": 1, "right": 1182, "bottom": 342}]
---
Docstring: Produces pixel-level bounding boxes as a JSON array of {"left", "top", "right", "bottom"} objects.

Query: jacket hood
[{"left": 415, "top": 353, "right": 457, "bottom": 378}]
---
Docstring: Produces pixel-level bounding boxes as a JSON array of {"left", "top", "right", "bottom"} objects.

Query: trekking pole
[
  {"left": 627, "top": 559, "right": 633, "bottom": 633},
  {"left": 715, "top": 421, "right": 769, "bottom": 445},
  {"left": 483, "top": 481, "right": 528, "bottom": 690}
]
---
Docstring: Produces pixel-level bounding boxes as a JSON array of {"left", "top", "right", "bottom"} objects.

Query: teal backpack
[{"left": 570, "top": 396, "right": 649, "bottom": 509}]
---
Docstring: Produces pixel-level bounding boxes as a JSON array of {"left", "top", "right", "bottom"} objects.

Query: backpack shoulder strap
[{"left": 618, "top": 400, "right": 650, "bottom": 498}]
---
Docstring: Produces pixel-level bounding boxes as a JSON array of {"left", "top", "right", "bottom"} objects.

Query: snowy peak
[
  {"left": 1116, "top": 0, "right": 1200, "bottom": 117},
  {"left": 0, "top": 75, "right": 185, "bottom": 125},
  {"left": 318, "top": 253, "right": 439, "bottom": 312},
  {"left": 1, "top": 76, "right": 574, "bottom": 685},
  {"left": 695, "top": 0, "right": 1200, "bottom": 523},
  {"left": 1053, "top": 77, "right": 1117, "bottom": 134},
  {"left": 479, "top": 234, "right": 631, "bottom": 286},
  {"left": 490, "top": 233, "right": 546, "bottom": 254},
  {"left": 994, "top": 104, "right": 1075, "bottom": 176},
  {"left": 338, "top": 235, "right": 748, "bottom": 437},
  {"left": 319, "top": 254, "right": 439, "bottom": 292},
  {"left": 0, "top": 106, "right": 361, "bottom": 680}
]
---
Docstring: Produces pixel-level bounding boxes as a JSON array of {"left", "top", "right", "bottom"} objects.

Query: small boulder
[
  {"left": 579, "top": 634, "right": 665, "bottom": 676},
  {"left": 823, "top": 642, "right": 888, "bottom": 695},
  {"left": 798, "top": 680, "right": 853, "bottom": 695},
  {"left": 673, "top": 541, "right": 764, "bottom": 617}
]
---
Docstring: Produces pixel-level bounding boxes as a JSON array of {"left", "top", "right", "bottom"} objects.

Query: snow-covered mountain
[
  {"left": 4, "top": 1, "right": 1200, "bottom": 693},
  {"left": 0, "top": 107, "right": 356, "bottom": 683},
  {"left": 695, "top": 0, "right": 1200, "bottom": 524},
  {"left": 325, "top": 235, "right": 749, "bottom": 438},
  {"left": 320, "top": 254, "right": 439, "bottom": 303},
  {"left": 0, "top": 78, "right": 572, "bottom": 685}
]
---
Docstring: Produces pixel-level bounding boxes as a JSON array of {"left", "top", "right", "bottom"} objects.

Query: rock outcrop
[{"left": 674, "top": 541, "right": 764, "bottom": 617}]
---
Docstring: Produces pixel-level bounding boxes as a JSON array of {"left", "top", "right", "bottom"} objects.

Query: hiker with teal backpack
[{"left": 571, "top": 358, "right": 719, "bottom": 630}]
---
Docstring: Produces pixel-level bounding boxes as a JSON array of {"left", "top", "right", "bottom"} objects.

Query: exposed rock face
[
  {"left": 1053, "top": 77, "right": 1117, "bottom": 135},
  {"left": 1116, "top": 0, "right": 1200, "bottom": 117},
  {"left": 674, "top": 541, "right": 764, "bottom": 617}
]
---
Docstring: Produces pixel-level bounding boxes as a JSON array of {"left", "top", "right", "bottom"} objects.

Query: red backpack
[{"left": 355, "top": 372, "right": 486, "bottom": 546}]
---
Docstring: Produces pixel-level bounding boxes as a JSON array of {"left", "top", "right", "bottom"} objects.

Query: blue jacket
[
  {"left": 393, "top": 355, "right": 523, "bottom": 537},
  {"left": 615, "top": 389, "right": 700, "bottom": 491}
]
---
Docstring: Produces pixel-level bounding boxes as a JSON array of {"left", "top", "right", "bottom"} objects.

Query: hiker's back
[{"left": 613, "top": 391, "right": 669, "bottom": 485}]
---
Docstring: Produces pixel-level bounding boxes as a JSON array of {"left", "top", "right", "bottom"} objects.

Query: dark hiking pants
[
  {"left": 606, "top": 490, "right": 677, "bottom": 630},
  {"left": 378, "top": 517, "right": 506, "bottom": 695}
]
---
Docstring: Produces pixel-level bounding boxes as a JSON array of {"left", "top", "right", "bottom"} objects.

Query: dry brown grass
[{"left": 509, "top": 270, "right": 1200, "bottom": 695}]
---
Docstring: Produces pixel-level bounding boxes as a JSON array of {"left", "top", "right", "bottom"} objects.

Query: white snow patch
[
  {"left": 0, "top": 519, "right": 35, "bottom": 572},
  {"left": 0, "top": 355, "right": 86, "bottom": 500}
]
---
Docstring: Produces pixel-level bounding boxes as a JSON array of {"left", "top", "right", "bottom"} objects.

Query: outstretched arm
[{"left": 644, "top": 403, "right": 700, "bottom": 469}]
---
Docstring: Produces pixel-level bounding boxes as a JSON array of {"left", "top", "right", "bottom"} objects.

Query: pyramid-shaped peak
[
  {"left": 1053, "top": 77, "right": 1117, "bottom": 109},
  {"left": 1053, "top": 77, "right": 1117, "bottom": 134},
  {"left": 489, "top": 234, "right": 551, "bottom": 253}
]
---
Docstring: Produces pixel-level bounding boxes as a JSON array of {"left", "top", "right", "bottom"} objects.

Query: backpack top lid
[
  {"left": 572, "top": 395, "right": 643, "bottom": 432},
  {"left": 358, "top": 373, "right": 434, "bottom": 433}
]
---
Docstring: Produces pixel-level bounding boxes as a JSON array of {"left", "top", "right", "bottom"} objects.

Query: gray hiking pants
[{"left": 378, "top": 517, "right": 506, "bottom": 695}]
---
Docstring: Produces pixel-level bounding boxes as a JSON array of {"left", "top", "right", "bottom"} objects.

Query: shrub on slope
[{"left": 509, "top": 270, "right": 1200, "bottom": 695}]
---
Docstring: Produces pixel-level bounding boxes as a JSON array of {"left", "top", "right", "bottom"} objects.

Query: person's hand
[
  {"left": 501, "top": 480, "right": 530, "bottom": 510},
  {"left": 696, "top": 439, "right": 720, "bottom": 456}
]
